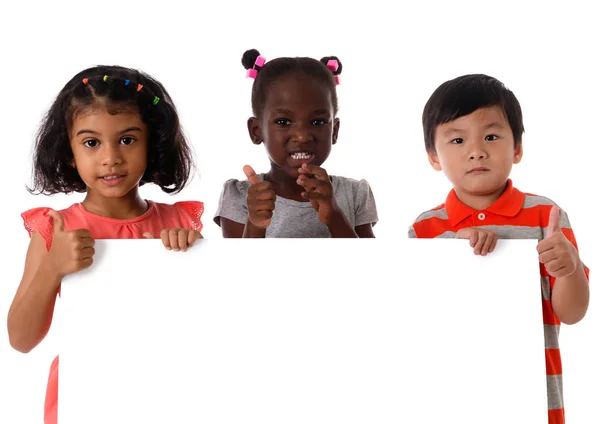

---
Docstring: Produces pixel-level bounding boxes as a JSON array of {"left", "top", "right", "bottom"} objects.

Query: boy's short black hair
[{"left": 422, "top": 74, "right": 524, "bottom": 153}]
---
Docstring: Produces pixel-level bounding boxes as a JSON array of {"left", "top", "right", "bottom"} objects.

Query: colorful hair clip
[
  {"left": 326, "top": 59, "right": 339, "bottom": 73},
  {"left": 136, "top": 84, "right": 143, "bottom": 92},
  {"left": 152, "top": 96, "right": 160, "bottom": 105},
  {"left": 334, "top": 75, "right": 340, "bottom": 85},
  {"left": 103, "top": 75, "right": 108, "bottom": 82},
  {"left": 247, "top": 55, "right": 266, "bottom": 80},
  {"left": 82, "top": 78, "right": 89, "bottom": 85},
  {"left": 125, "top": 79, "right": 130, "bottom": 86}
]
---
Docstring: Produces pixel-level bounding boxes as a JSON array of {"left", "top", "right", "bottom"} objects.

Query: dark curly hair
[
  {"left": 29, "top": 65, "right": 194, "bottom": 195},
  {"left": 422, "top": 74, "right": 524, "bottom": 154},
  {"left": 242, "top": 49, "right": 343, "bottom": 119}
]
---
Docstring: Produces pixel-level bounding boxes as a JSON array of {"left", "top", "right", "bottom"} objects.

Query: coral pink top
[{"left": 21, "top": 200, "right": 204, "bottom": 424}]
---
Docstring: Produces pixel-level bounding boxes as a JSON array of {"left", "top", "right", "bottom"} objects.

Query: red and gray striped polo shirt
[{"left": 409, "top": 179, "right": 590, "bottom": 424}]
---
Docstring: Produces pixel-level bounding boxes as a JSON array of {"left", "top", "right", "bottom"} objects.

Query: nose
[
  {"left": 101, "top": 145, "right": 123, "bottom": 167},
  {"left": 468, "top": 140, "right": 488, "bottom": 160},
  {"left": 293, "top": 123, "right": 313, "bottom": 143}
]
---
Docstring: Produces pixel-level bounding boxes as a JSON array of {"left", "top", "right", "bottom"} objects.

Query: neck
[
  {"left": 454, "top": 182, "right": 508, "bottom": 211},
  {"left": 82, "top": 188, "right": 148, "bottom": 219},
  {"left": 266, "top": 164, "right": 306, "bottom": 201}
]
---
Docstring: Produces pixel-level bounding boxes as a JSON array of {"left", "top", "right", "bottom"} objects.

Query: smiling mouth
[{"left": 289, "top": 152, "right": 314, "bottom": 160}]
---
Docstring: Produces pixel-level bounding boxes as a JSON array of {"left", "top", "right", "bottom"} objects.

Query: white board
[{"left": 58, "top": 239, "right": 547, "bottom": 424}]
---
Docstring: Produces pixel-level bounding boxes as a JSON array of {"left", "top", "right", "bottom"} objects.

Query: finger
[
  {"left": 298, "top": 163, "right": 329, "bottom": 180},
  {"left": 544, "top": 259, "right": 565, "bottom": 275},
  {"left": 80, "top": 246, "right": 95, "bottom": 259},
  {"left": 538, "top": 250, "right": 558, "bottom": 265},
  {"left": 255, "top": 211, "right": 273, "bottom": 225},
  {"left": 545, "top": 206, "right": 561, "bottom": 238},
  {"left": 80, "top": 257, "right": 94, "bottom": 270},
  {"left": 169, "top": 229, "right": 180, "bottom": 251},
  {"left": 47, "top": 210, "right": 66, "bottom": 233},
  {"left": 301, "top": 191, "right": 329, "bottom": 201},
  {"left": 160, "top": 229, "right": 171, "bottom": 250},
  {"left": 456, "top": 228, "right": 475, "bottom": 245},
  {"left": 489, "top": 236, "right": 498, "bottom": 252},
  {"left": 187, "top": 230, "right": 201, "bottom": 246},
  {"left": 253, "top": 200, "right": 276, "bottom": 212},
  {"left": 536, "top": 238, "right": 554, "bottom": 254},
  {"left": 143, "top": 232, "right": 156, "bottom": 239},
  {"left": 249, "top": 185, "right": 276, "bottom": 200},
  {"left": 297, "top": 176, "right": 330, "bottom": 192},
  {"left": 473, "top": 232, "right": 487, "bottom": 255},
  {"left": 74, "top": 229, "right": 93, "bottom": 239},
  {"left": 178, "top": 230, "right": 188, "bottom": 251},
  {"left": 243, "top": 165, "right": 261, "bottom": 185},
  {"left": 480, "top": 233, "right": 496, "bottom": 256},
  {"left": 80, "top": 237, "right": 95, "bottom": 248}
]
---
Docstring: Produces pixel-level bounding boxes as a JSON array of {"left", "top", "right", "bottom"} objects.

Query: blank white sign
[{"left": 58, "top": 239, "right": 547, "bottom": 424}]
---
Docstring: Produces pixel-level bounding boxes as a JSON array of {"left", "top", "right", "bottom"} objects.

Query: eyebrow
[
  {"left": 443, "top": 122, "right": 506, "bottom": 136},
  {"left": 75, "top": 126, "right": 143, "bottom": 136}
]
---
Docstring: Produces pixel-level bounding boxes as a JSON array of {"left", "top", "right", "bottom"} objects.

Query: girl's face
[
  {"left": 69, "top": 106, "right": 149, "bottom": 200},
  {"left": 250, "top": 73, "right": 340, "bottom": 177}
]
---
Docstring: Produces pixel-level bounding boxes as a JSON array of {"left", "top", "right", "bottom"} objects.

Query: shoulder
[
  {"left": 21, "top": 204, "right": 79, "bottom": 250},
  {"left": 331, "top": 175, "right": 374, "bottom": 195},
  {"left": 221, "top": 178, "right": 252, "bottom": 195},
  {"left": 151, "top": 200, "right": 204, "bottom": 232},
  {"left": 412, "top": 203, "right": 448, "bottom": 224}
]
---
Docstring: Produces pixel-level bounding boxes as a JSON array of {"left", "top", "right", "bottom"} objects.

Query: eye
[
  {"left": 275, "top": 118, "right": 291, "bottom": 126},
  {"left": 120, "top": 136, "right": 135, "bottom": 145},
  {"left": 83, "top": 139, "right": 99, "bottom": 148},
  {"left": 312, "top": 119, "right": 328, "bottom": 126},
  {"left": 450, "top": 138, "right": 464, "bottom": 144},
  {"left": 485, "top": 134, "right": 498, "bottom": 141}
]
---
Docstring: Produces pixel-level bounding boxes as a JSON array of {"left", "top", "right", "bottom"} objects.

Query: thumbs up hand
[
  {"left": 46, "top": 210, "right": 95, "bottom": 277},
  {"left": 536, "top": 206, "right": 579, "bottom": 278},
  {"left": 244, "top": 165, "right": 276, "bottom": 229}
]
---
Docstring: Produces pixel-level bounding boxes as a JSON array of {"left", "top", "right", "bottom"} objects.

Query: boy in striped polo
[{"left": 409, "top": 74, "right": 590, "bottom": 424}]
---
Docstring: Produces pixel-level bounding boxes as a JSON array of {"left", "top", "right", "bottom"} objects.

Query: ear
[
  {"left": 513, "top": 142, "right": 523, "bottom": 164},
  {"left": 332, "top": 118, "right": 340, "bottom": 145},
  {"left": 427, "top": 150, "right": 443, "bottom": 171},
  {"left": 247, "top": 117, "right": 262, "bottom": 145}
]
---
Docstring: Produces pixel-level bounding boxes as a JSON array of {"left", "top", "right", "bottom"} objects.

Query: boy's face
[{"left": 428, "top": 106, "right": 522, "bottom": 207}]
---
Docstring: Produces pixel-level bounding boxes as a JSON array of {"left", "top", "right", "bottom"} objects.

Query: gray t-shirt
[{"left": 214, "top": 174, "right": 378, "bottom": 238}]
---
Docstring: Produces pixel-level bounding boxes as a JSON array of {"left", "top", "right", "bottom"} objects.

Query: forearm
[
  {"left": 7, "top": 260, "right": 62, "bottom": 353},
  {"left": 243, "top": 219, "right": 267, "bottom": 238},
  {"left": 551, "top": 261, "right": 589, "bottom": 325},
  {"left": 327, "top": 210, "right": 358, "bottom": 238}
]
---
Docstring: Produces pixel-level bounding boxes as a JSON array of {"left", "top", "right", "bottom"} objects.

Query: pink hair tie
[
  {"left": 326, "top": 60, "right": 340, "bottom": 85},
  {"left": 326, "top": 59, "right": 339, "bottom": 72},
  {"left": 247, "top": 55, "right": 266, "bottom": 80}
]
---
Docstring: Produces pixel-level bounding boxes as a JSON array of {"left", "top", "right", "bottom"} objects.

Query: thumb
[
  {"left": 243, "top": 165, "right": 261, "bottom": 186},
  {"left": 47, "top": 210, "right": 65, "bottom": 233},
  {"left": 546, "top": 206, "right": 561, "bottom": 238},
  {"left": 143, "top": 232, "right": 156, "bottom": 239}
]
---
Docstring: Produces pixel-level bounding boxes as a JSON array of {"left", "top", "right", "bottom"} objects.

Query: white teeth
[
  {"left": 291, "top": 152, "right": 313, "bottom": 160},
  {"left": 103, "top": 176, "right": 121, "bottom": 180}
]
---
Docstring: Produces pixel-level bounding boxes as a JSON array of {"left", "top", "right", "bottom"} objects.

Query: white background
[{"left": 0, "top": 0, "right": 598, "bottom": 422}]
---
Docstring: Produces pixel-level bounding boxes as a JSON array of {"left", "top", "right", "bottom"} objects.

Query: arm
[
  {"left": 327, "top": 210, "right": 359, "bottom": 238},
  {"left": 220, "top": 217, "right": 267, "bottom": 238},
  {"left": 551, "top": 261, "right": 589, "bottom": 325},
  {"left": 7, "top": 232, "right": 62, "bottom": 353},
  {"left": 537, "top": 206, "right": 590, "bottom": 325},
  {"left": 356, "top": 223, "right": 375, "bottom": 238}
]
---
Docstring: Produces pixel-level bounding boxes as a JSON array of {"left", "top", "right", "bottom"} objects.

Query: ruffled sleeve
[
  {"left": 173, "top": 201, "right": 204, "bottom": 232},
  {"left": 21, "top": 207, "right": 54, "bottom": 251}
]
